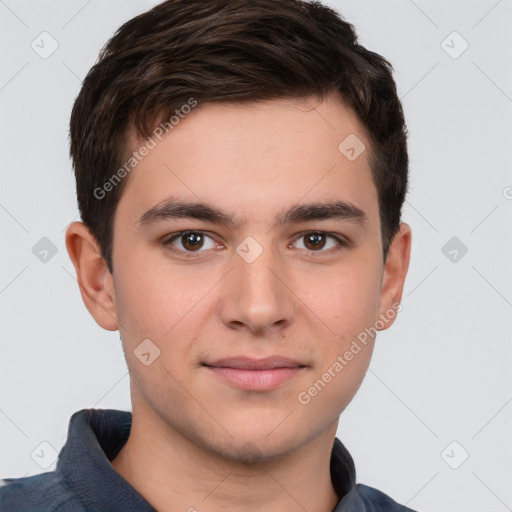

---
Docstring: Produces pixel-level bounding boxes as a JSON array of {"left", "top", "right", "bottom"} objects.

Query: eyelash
[{"left": 160, "top": 230, "right": 349, "bottom": 257}]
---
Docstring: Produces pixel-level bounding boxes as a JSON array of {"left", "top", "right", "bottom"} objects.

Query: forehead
[{"left": 115, "top": 94, "right": 378, "bottom": 229}]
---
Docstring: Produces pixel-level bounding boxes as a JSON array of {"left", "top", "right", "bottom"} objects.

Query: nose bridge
[{"left": 220, "top": 235, "right": 294, "bottom": 334}]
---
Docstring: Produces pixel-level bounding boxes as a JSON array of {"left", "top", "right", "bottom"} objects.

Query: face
[{"left": 73, "top": 94, "right": 410, "bottom": 463}]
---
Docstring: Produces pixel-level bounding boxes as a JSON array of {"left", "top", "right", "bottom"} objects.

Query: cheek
[
  {"left": 298, "top": 259, "right": 381, "bottom": 339},
  {"left": 296, "top": 273, "right": 378, "bottom": 416},
  {"left": 113, "top": 264, "right": 201, "bottom": 396},
  {"left": 114, "top": 271, "right": 171, "bottom": 338},
  {"left": 113, "top": 250, "right": 216, "bottom": 359}
]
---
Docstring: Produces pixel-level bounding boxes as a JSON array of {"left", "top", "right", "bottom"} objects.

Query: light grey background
[{"left": 1, "top": 1, "right": 511, "bottom": 511}]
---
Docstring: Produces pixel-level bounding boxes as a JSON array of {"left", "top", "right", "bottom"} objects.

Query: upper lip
[{"left": 204, "top": 356, "right": 305, "bottom": 370}]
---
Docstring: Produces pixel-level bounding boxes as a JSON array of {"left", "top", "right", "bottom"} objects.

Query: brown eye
[
  {"left": 163, "top": 231, "right": 218, "bottom": 253},
  {"left": 293, "top": 232, "right": 346, "bottom": 253}
]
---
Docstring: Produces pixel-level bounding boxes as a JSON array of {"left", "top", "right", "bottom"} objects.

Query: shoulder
[
  {"left": 0, "top": 472, "right": 86, "bottom": 512},
  {"left": 355, "top": 483, "right": 418, "bottom": 511}
]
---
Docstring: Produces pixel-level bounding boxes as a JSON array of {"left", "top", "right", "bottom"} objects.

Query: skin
[{"left": 65, "top": 93, "right": 411, "bottom": 512}]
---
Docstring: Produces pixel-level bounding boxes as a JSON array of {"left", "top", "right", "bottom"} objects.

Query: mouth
[{"left": 203, "top": 356, "right": 306, "bottom": 391}]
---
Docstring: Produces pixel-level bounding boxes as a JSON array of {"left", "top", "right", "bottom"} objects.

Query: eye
[
  {"left": 291, "top": 232, "right": 347, "bottom": 253},
  {"left": 161, "top": 231, "right": 220, "bottom": 254}
]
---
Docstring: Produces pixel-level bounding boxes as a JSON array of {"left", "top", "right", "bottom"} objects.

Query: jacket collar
[{"left": 57, "top": 408, "right": 367, "bottom": 511}]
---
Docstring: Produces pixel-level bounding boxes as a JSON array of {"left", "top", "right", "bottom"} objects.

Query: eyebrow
[{"left": 136, "top": 196, "right": 368, "bottom": 229}]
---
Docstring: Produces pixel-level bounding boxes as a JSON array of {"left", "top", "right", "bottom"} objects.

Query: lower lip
[{"left": 206, "top": 366, "right": 304, "bottom": 391}]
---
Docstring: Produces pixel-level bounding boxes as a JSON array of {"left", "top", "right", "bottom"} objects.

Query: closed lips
[{"left": 203, "top": 357, "right": 305, "bottom": 370}]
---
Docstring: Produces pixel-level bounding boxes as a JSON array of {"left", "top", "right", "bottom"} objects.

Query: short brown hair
[{"left": 70, "top": 0, "right": 408, "bottom": 273}]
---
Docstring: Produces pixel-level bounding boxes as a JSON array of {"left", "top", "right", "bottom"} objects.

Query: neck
[{"left": 111, "top": 406, "right": 340, "bottom": 512}]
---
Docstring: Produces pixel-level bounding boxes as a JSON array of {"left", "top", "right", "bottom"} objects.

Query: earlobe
[
  {"left": 377, "top": 222, "right": 412, "bottom": 331},
  {"left": 65, "top": 221, "right": 119, "bottom": 331}
]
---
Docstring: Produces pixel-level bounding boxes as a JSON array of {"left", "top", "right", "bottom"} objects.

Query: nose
[{"left": 218, "top": 240, "right": 296, "bottom": 336}]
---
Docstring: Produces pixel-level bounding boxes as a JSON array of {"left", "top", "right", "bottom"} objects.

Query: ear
[
  {"left": 377, "top": 222, "right": 412, "bottom": 331},
  {"left": 65, "top": 221, "right": 119, "bottom": 331}
]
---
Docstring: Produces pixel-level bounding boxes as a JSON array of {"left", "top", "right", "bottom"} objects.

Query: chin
[
  {"left": 211, "top": 435, "right": 298, "bottom": 466},
  {"left": 200, "top": 419, "right": 307, "bottom": 465}
]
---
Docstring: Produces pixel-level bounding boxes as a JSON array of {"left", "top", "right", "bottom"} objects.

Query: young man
[{"left": 0, "top": 0, "right": 414, "bottom": 510}]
